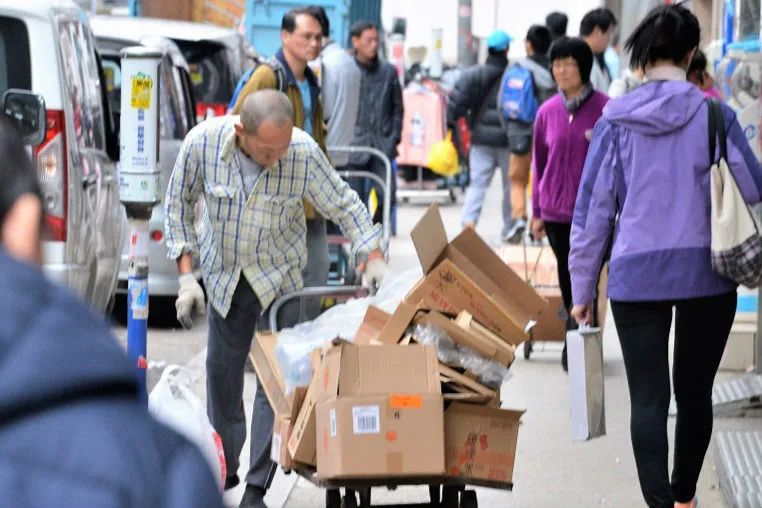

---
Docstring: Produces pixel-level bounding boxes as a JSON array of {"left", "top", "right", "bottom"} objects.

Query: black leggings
[
  {"left": 544, "top": 221, "right": 573, "bottom": 313},
  {"left": 611, "top": 292, "right": 736, "bottom": 507}
]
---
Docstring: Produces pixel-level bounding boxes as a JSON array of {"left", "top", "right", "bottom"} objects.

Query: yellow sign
[{"left": 130, "top": 73, "right": 153, "bottom": 109}]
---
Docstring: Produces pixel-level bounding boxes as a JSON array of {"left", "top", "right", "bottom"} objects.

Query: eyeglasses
[
  {"left": 294, "top": 31, "right": 323, "bottom": 43},
  {"left": 552, "top": 60, "right": 579, "bottom": 71}
]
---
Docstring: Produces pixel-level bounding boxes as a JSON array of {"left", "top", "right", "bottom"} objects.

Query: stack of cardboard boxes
[{"left": 251, "top": 205, "right": 551, "bottom": 486}]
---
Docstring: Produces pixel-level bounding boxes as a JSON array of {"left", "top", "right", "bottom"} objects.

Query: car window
[
  {"left": 175, "top": 40, "right": 240, "bottom": 104},
  {"left": 0, "top": 16, "right": 31, "bottom": 96},
  {"left": 58, "top": 20, "right": 105, "bottom": 151}
]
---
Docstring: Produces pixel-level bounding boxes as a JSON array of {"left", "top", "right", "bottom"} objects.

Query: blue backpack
[{"left": 498, "top": 64, "right": 538, "bottom": 124}]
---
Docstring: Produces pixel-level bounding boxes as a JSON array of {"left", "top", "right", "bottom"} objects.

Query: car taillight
[
  {"left": 35, "top": 110, "right": 67, "bottom": 242},
  {"left": 196, "top": 102, "right": 227, "bottom": 122}
]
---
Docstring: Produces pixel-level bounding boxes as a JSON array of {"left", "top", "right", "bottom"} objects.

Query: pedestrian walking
[
  {"left": 530, "top": 37, "right": 608, "bottom": 370},
  {"left": 688, "top": 49, "right": 722, "bottom": 100},
  {"left": 0, "top": 116, "right": 223, "bottom": 508},
  {"left": 349, "top": 20, "right": 403, "bottom": 224},
  {"left": 501, "top": 25, "right": 555, "bottom": 243},
  {"left": 165, "top": 91, "right": 386, "bottom": 508},
  {"left": 580, "top": 8, "right": 618, "bottom": 93},
  {"left": 231, "top": 7, "right": 329, "bottom": 322},
  {"left": 546, "top": 11, "right": 568, "bottom": 47},
  {"left": 569, "top": 5, "right": 762, "bottom": 508},
  {"left": 448, "top": 29, "right": 513, "bottom": 238}
]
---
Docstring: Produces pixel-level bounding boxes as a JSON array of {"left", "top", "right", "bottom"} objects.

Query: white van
[{"left": 0, "top": 0, "right": 125, "bottom": 313}]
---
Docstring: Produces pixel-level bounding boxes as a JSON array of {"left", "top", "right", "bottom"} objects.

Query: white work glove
[
  {"left": 361, "top": 256, "right": 388, "bottom": 294},
  {"left": 176, "top": 273, "right": 206, "bottom": 329}
]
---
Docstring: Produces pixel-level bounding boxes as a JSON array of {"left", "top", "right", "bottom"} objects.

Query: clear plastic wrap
[
  {"left": 274, "top": 269, "right": 423, "bottom": 394},
  {"left": 413, "top": 324, "right": 510, "bottom": 389}
]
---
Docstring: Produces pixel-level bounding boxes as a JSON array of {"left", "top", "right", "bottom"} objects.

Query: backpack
[
  {"left": 498, "top": 63, "right": 538, "bottom": 124},
  {"left": 227, "top": 56, "right": 285, "bottom": 112}
]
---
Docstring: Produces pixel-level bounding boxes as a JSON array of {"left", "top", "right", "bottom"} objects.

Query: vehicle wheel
[
  {"left": 428, "top": 485, "right": 441, "bottom": 506},
  {"left": 326, "top": 489, "right": 341, "bottom": 508},
  {"left": 358, "top": 488, "right": 372, "bottom": 508},
  {"left": 523, "top": 340, "right": 533, "bottom": 360},
  {"left": 459, "top": 490, "right": 478, "bottom": 508},
  {"left": 342, "top": 489, "right": 358, "bottom": 508},
  {"left": 441, "top": 486, "right": 460, "bottom": 508}
]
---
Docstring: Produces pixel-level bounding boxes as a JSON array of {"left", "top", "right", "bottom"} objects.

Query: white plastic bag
[
  {"left": 148, "top": 366, "right": 226, "bottom": 488},
  {"left": 567, "top": 327, "right": 606, "bottom": 441}
]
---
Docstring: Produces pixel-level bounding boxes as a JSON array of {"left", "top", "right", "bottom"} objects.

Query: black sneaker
[
  {"left": 239, "top": 484, "right": 267, "bottom": 508},
  {"left": 224, "top": 475, "right": 240, "bottom": 491},
  {"left": 502, "top": 219, "right": 527, "bottom": 244}
]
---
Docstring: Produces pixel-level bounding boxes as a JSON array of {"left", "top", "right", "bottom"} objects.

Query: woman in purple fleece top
[
  {"left": 569, "top": 5, "right": 762, "bottom": 508},
  {"left": 531, "top": 37, "right": 608, "bottom": 370}
]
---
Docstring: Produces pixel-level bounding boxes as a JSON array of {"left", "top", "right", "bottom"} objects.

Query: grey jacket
[
  {"left": 351, "top": 56, "right": 404, "bottom": 165},
  {"left": 322, "top": 41, "right": 361, "bottom": 166}
]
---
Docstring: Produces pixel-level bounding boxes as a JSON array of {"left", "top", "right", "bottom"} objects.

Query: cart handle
[
  {"left": 327, "top": 145, "right": 392, "bottom": 251},
  {"left": 268, "top": 285, "right": 369, "bottom": 332}
]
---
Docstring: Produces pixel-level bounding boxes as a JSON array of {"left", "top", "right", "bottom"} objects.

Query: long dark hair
[{"left": 625, "top": 4, "right": 700, "bottom": 71}]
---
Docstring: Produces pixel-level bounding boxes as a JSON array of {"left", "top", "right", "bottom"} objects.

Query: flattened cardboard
[
  {"left": 530, "top": 290, "right": 567, "bottom": 342},
  {"left": 409, "top": 204, "right": 546, "bottom": 346},
  {"left": 271, "top": 414, "right": 294, "bottom": 470},
  {"left": 316, "top": 393, "right": 445, "bottom": 479},
  {"left": 249, "top": 332, "right": 291, "bottom": 419},
  {"left": 444, "top": 403, "right": 524, "bottom": 485},
  {"left": 374, "top": 302, "right": 424, "bottom": 345},
  {"left": 354, "top": 306, "right": 392, "bottom": 345}
]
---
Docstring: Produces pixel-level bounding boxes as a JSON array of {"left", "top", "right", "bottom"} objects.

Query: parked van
[
  {"left": 91, "top": 19, "right": 202, "bottom": 310},
  {"left": 91, "top": 15, "right": 253, "bottom": 122},
  {"left": 0, "top": 0, "right": 125, "bottom": 313}
]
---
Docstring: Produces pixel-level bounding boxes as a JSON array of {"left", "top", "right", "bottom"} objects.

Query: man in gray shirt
[{"left": 310, "top": 5, "right": 360, "bottom": 168}]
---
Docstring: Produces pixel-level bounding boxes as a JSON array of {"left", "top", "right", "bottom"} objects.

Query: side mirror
[{"left": 2, "top": 89, "right": 46, "bottom": 145}]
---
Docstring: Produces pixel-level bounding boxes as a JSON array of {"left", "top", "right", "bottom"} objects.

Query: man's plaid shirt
[{"left": 165, "top": 116, "right": 381, "bottom": 318}]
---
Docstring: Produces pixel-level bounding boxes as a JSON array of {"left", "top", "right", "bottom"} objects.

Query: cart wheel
[
  {"left": 428, "top": 485, "right": 441, "bottom": 506},
  {"left": 326, "top": 488, "right": 342, "bottom": 508},
  {"left": 523, "top": 340, "right": 533, "bottom": 360},
  {"left": 343, "top": 489, "right": 359, "bottom": 508},
  {"left": 459, "top": 490, "right": 478, "bottom": 508},
  {"left": 441, "top": 486, "right": 460, "bottom": 508},
  {"left": 359, "top": 488, "right": 372, "bottom": 508}
]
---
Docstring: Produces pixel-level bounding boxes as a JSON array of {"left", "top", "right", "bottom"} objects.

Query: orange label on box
[
  {"left": 389, "top": 395, "right": 423, "bottom": 409},
  {"left": 385, "top": 431, "right": 398, "bottom": 442}
]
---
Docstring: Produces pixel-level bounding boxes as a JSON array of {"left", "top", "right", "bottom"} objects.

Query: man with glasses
[{"left": 232, "top": 7, "right": 330, "bottom": 324}]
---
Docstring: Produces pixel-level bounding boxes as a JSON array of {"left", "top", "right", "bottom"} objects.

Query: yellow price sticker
[{"left": 130, "top": 73, "right": 153, "bottom": 109}]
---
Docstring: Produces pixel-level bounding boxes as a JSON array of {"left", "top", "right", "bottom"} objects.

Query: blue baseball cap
[{"left": 487, "top": 30, "right": 513, "bottom": 51}]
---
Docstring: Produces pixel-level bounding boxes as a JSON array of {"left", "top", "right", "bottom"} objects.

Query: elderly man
[{"left": 164, "top": 90, "right": 386, "bottom": 508}]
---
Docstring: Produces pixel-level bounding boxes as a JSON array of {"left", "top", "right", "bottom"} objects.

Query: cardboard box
[
  {"left": 271, "top": 414, "right": 293, "bottom": 469},
  {"left": 530, "top": 290, "right": 567, "bottom": 342},
  {"left": 407, "top": 204, "right": 546, "bottom": 345},
  {"left": 444, "top": 403, "right": 524, "bottom": 485},
  {"left": 499, "top": 244, "right": 559, "bottom": 288},
  {"left": 249, "top": 332, "right": 291, "bottom": 419},
  {"left": 288, "top": 342, "right": 441, "bottom": 467},
  {"left": 354, "top": 306, "right": 393, "bottom": 345},
  {"left": 316, "top": 393, "right": 445, "bottom": 479}
]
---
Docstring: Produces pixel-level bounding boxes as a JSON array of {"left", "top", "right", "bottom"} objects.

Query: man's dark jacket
[
  {"left": 0, "top": 251, "right": 223, "bottom": 508},
  {"left": 447, "top": 52, "right": 509, "bottom": 148}
]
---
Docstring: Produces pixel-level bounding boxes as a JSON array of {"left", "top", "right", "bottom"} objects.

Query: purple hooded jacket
[
  {"left": 532, "top": 91, "right": 609, "bottom": 223},
  {"left": 569, "top": 79, "right": 762, "bottom": 305}
]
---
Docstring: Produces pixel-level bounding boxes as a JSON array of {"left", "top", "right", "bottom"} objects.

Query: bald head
[{"left": 239, "top": 90, "right": 294, "bottom": 135}]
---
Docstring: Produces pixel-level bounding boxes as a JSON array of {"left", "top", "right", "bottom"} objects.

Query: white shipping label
[
  {"left": 329, "top": 409, "right": 337, "bottom": 437},
  {"left": 271, "top": 432, "right": 282, "bottom": 464},
  {"left": 352, "top": 405, "right": 381, "bottom": 434}
]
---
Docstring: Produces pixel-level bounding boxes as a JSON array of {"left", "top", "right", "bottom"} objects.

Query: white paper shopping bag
[{"left": 567, "top": 327, "right": 606, "bottom": 441}]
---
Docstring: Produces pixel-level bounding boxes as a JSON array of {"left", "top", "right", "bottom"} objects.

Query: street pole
[
  {"left": 118, "top": 47, "right": 162, "bottom": 401},
  {"left": 457, "top": 0, "right": 475, "bottom": 66}
]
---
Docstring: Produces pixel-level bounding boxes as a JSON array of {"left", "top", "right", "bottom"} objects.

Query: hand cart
[
  {"left": 267, "top": 290, "right": 514, "bottom": 507},
  {"left": 325, "top": 145, "right": 392, "bottom": 287}
]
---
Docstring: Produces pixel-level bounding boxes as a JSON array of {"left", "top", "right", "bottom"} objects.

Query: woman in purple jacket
[
  {"left": 569, "top": 5, "right": 762, "bottom": 508},
  {"left": 530, "top": 37, "right": 608, "bottom": 370}
]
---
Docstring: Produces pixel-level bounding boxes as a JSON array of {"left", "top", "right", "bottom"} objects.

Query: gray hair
[{"left": 239, "top": 90, "right": 294, "bottom": 134}]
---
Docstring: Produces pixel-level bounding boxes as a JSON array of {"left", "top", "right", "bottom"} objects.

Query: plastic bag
[
  {"left": 413, "top": 324, "right": 510, "bottom": 389},
  {"left": 427, "top": 130, "right": 459, "bottom": 177},
  {"left": 148, "top": 366, "right": 226, "bottom": 489},
  {"left": 274, "top": 269, "right": 423, "bottom": 394}
]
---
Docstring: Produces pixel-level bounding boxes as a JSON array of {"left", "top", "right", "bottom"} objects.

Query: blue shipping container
[{"left": 245, "top": 0, "right": 351, "bottom": 56}]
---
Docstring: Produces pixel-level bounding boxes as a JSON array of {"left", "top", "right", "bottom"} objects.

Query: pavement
[{"left": 111, "top": 174, "right": 759, "bottom": 507}]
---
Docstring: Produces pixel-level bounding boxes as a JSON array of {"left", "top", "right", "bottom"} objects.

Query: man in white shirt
[{"left": 580, "top": 8, "right": 618, "bottom": 93}]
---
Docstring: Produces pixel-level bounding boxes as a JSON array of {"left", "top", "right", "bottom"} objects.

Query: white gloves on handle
[
  {"left": 361, "top": 257, "right": 388, "bottom": 293},
  {"left": 176, "top": 273, "right": 206, "bottom": 329}
]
